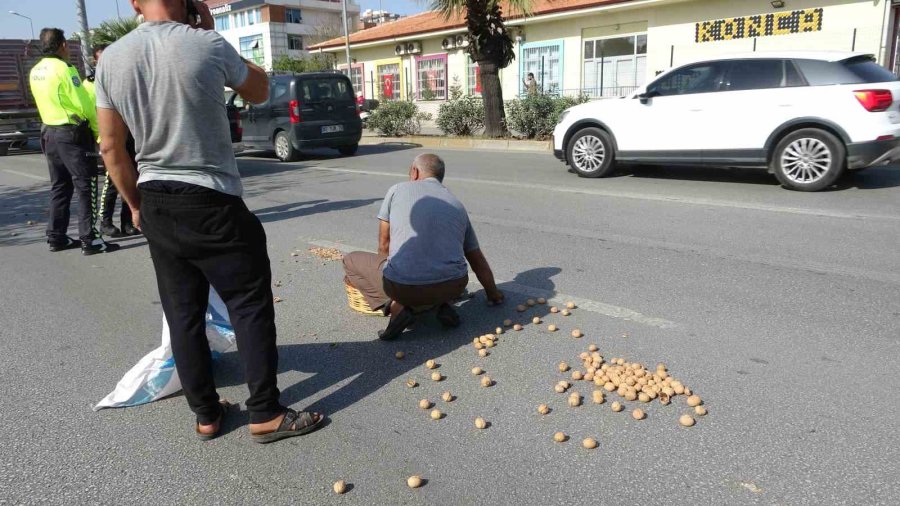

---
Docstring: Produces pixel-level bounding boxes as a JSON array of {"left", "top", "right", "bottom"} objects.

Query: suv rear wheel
[
  {"left": 771, "top": 128, "right": 845, "bottom": 192},
  {"left": 274, "top": 131, "right": 299, "bottom": 162},
  {"left": 338, "top": 144, "right": 358, "bottom": 156},
  {"left": 567, "top": 127, "right": 616, "bottom": 178}
]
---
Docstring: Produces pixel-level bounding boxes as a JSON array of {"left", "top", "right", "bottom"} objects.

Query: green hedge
[
  {"left": 367, "top": 101, "right": 433, "bottom": 137},
  {"left": 506, "top": 94, "right": 591, "bottom": 140}
]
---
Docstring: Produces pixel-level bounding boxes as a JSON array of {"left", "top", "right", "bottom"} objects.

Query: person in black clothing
[{"left": 87, "top": 44, "right": 140, "bottom": 237}]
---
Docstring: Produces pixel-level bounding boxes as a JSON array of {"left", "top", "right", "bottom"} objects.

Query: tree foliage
[
  {"left": 430, "top": 0, "right": 532, "bottom": 137},
  {"left": 89, "top": 17, "right": 140, "bottom": 48},
  {"left": 272, "top": 54, "right": 335, "bottom": 73}
]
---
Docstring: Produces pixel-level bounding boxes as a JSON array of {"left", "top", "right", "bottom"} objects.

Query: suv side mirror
[{"left": 638, "top": 90, "right": 657, "bottom": 104}]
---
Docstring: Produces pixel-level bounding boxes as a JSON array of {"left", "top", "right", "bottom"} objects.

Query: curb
[{"left": 360, "top": 135, "right": 551, "bottom": 153}]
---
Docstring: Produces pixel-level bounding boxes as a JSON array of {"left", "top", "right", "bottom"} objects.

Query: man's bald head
[{"left": 413, "top": 154, "right": 445, "bottom": 182}]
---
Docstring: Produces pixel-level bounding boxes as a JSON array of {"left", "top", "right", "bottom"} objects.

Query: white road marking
[
  {"left": 305, "top": 166, "right": 899, "bottom": 222},
  {"left": 305, "top": 238, "right": 677, "bottom": 329},
  {"left": 2, "top": 169, "right": 48, "bottom": 182}
]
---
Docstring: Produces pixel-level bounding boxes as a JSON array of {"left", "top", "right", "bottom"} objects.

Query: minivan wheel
[
  {"left": 338, "top": 144, "right": 358, "bottom": 156},
  {"left": 771, "top": 128, "right": 845, "bottom": 192},
  {"left": 274, "top": 131, "right": 299, "bottom": 162},
  {"left": 567, "top": 127, "right": 616, "bottom": 178}
]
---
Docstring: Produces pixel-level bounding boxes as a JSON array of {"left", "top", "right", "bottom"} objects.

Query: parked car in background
[
  {"left": 553, "top": 52, "right": 900, "bottom": 191},
  {"left": 228, "top": 72, "right": 362, "bottom": 162}
]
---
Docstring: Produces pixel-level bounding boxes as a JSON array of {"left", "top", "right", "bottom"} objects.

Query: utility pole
[
  {"left": 341, "top": 0, "right": 351, "bottom": 72},
  {"left": 75, "top": 0, "right": 92, "bottom": 69}
]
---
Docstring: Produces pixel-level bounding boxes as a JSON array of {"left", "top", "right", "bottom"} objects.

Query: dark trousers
[
  {"left": 99, "top": 135, "right": 135, "bottom": 227},
  {"left": 41, "top": 125, "right": 98, "bottom": 243},
  {"left": 99, "top": 172, "right": 132, "bottom": 227},
  {"left": 139, "top": 182, "right": 285, "bottom": 425},
  {"left": 343, "top": 251, "right": 468, "bottom": 310}
]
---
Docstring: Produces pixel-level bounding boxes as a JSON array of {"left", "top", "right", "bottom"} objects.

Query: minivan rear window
[
  {"left": 300, "top": 78, "right": 354, "bottom": 103},
  {"left": 794, "top": 57, "right": 897, "bottom": 85}
]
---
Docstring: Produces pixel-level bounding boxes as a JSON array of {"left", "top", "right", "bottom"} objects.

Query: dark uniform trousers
[
  {"left": 41, "top": 124, "right": 99, "bottom": 244},
  {"left": 99, "top": 135, "right": 135, "bottom": 228},
  {"left": 138, "top": 181, "right": 286, "bottom": 425}
]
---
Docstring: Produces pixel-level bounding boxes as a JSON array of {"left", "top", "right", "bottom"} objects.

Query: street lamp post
[
  {"left": 114, "top": 0, "right": 121, "bottom": 18},
  {"left": 340, "top": 0, "right": 351, "bottom": 72},
  {"left": 8, "top": 11, "right": 35, "bottom": 40}
]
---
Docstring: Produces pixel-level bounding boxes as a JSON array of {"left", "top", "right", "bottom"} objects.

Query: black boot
[
  {"left": 82, "top": 238, "right": 121, "bottom": 256},
  {"left": 100, "top": 220, "right": 122, "bottom": 238}
]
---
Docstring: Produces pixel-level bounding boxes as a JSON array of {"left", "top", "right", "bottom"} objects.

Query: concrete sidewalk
[{"left": 361, "top": 129, "right": 552, "bottom": 153}]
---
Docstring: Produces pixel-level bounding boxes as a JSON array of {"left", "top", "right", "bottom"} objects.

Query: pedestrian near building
[
  {"left": 97, "top": 0, "right": 323, "bottom": 443},
  {"left": 85, "top": 44, "right": 139, "bottom": 237},
  {"left": 343, "top": 154, "right": 504, "bottom": 340},
  {"left": 29, "top": 28, "right": 118, "bottom": 255},
  {"left": 523, "top": 72, "right": 539, "bottom": 95}
]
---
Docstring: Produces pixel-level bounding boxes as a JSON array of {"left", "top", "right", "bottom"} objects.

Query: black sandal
[
  {"left": 250, "top": 409, "right": 325, "bottom": 444},
  {"left": 196, "top": 400, "right": 231, "bottom": 441},
  {"left": 378, "top": 307, "right": 414, "bottom": 340}
]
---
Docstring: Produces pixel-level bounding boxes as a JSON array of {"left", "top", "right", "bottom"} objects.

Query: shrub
[
  {"left": 367, "top": 100, "right": 432, "bottom": 137},
  {"left": 506, "top": 93, "right": 591, "bottom": 140},
  {"left": 436, "top": 84, "right": 484, "bottom": 136}
]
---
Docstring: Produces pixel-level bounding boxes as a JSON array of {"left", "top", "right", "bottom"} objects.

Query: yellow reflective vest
[{"left": 29, "top": 56, "right": 98, "bottom": 138}]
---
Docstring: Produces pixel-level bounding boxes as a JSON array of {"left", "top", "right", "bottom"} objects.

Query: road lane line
[
  {"left": 304, "top": 238, "right": 677, "bottom": 329},
  {"left": 2, "top": 169, "right": 48, "bottom": 182},
  {"left": 304, "top": 166, "right": 900, "bottom": 222}
]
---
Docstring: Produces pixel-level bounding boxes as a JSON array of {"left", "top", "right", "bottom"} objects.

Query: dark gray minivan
[{"left": 229, "top": 72, "right": 362, "bottom": 162}]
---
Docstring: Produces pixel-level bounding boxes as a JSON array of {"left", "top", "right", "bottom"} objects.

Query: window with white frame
[
  {"left": 522, "top": 43, "right": 562, "bottom": 95},
  {"left": 416, "top": 55, "right": 447, "bottom": 100},
  {"left": 582, "top": 34, "right": 647, "bottom": 98},
  {"left": 377, "top": 63, "right": 401, "bottom": 101},
  {"left": 239, "top": 34, "right": 264, "bottom": 65},
  {"left": 340, "top": 64, "right": 365, "bottom": 97},
  {"left": 287, "top": 35, "right": 303, "bottom": 51},
  {"left": 467, "top": 58, "right": 481, "bottom": 96},
  {"left": 286, "top": 8, "right": 302, "bottom": 23},
  {"left": 232, "top": 8, "right": 261, "bottom": 28},
  {"left": 214, "top": 14, "right": 230, "bottom": 31}
]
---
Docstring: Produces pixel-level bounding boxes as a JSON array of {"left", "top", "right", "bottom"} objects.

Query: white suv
[{"left": 552, "top": 52, "right": 900, "bottom": 191}]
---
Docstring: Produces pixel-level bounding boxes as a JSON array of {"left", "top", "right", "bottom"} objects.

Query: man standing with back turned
[
  {"left": 29, "top": 28, "right": 118, "bottom": 255},
  {"left": 97, "top": 0, "right": 324, "bottom": 443}
]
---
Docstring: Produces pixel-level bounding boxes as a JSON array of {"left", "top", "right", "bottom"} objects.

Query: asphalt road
[{"left": 1, "top": 144, "right": 898, "bottom": 505}]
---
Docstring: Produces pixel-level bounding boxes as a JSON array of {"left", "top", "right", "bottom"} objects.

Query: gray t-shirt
[
  {"left": 95, "top": 21, "right": 248, "bottom": 196},
  {"left": 378, "top": 178, "right": 479, "bottom": 285}
]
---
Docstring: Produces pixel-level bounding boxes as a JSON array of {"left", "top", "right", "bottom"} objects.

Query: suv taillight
[
  {"left": 289, "top": 100, "right": 302, "bottom": 123},
  {"left": 854, "top": 90, "right": 894, "bottom": 112}
]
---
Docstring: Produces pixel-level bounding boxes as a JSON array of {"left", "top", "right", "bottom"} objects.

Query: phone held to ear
[{"left": 186, "top": 0, "right": 201, "bottom": 26}]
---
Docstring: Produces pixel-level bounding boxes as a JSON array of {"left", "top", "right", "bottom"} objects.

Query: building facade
[
  {"left": 311, "top": 0, "right": 900, "bottom": 115},
  {"left": 205, "top": 0, "right": 360, "bottom": 70}
]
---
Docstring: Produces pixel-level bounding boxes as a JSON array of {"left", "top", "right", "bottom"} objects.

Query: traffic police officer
[
  {"left": 85, "top": 44, "right": 139, "bottom": 237},
  {"left": 29, "top": 28, "right": 118, "bottom": 255}
]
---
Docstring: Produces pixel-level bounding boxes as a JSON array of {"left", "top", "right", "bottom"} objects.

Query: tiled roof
[{"left": 310, "top": 0, "right": 635, "bottom": 49}]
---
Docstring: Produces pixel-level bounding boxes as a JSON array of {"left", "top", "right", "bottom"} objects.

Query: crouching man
[{"left": 343, "top": 154, "right": 504, "bottom": 340}]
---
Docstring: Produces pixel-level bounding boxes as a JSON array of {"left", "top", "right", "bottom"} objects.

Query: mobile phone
[{"left": 185, "top": 0, "right": 200, "bottom": 26}]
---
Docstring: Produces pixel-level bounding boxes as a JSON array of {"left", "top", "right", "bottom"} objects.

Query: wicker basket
[{"left": 345, "top": 283, "right": 385, "bottom": 316}]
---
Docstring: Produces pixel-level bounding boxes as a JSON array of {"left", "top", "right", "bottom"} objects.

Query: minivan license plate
[{"left": 322, "top": 125, "right": 343, "bottom": 134}]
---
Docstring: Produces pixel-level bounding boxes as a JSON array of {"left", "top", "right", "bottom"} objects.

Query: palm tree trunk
[{"left": 479, "top": 61, "right": 507, "bottom": 137}]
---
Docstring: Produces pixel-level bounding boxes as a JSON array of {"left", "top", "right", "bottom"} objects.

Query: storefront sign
[{"left": 695, "top": 8, "right": 823, "bottom": 43}]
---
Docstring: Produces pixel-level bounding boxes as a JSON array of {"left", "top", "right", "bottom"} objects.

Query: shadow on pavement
[
  {"left": 0, "top": 183, "right": 48, "bottom": 247},
  {"left": 615, "top": 163, "right": 900, "bottom": 190},
  {"left": 211, "top": 267, "right": 561, "bottom": 419},
  {"left": 252, "top": 198, "right": 382, "bottom": 224}
]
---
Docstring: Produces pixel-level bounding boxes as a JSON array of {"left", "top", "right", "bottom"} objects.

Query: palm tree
[
  {"left": 90, "top": 17, "right": 140, "bottom": 48},
  {"left": 432, "top": 0, "right": 531, "bottom": 137}
]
